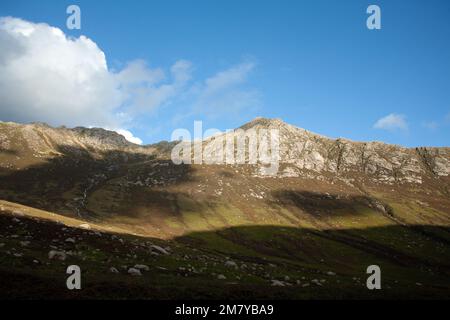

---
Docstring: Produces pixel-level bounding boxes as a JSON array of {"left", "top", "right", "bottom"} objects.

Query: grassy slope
[{"left": 1, "top": 194, "right": 449, "bottom": 299}]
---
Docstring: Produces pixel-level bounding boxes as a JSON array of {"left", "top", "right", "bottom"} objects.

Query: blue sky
[{"left": 1, "top": 0, "right": 449, "bottom": 146}]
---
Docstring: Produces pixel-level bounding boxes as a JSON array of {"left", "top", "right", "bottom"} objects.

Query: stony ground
[{"left": 0, "top": 198, "right": 449, "bottom": 299}]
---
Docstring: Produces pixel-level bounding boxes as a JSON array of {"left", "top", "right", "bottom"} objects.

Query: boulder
[
  {"left": 20, "top": 241, "right": 30, "bottom": 247},
  {"left": 134, "top": 264, "right": 150, "bottom": 271},
  {"left": 128, "top": 267, "right": 142, "bottom": 276},
  {"left": 225, "top": 260, "right": 238, "bottom": 269},
  {"left": 150, "top": 245, "right": 169, "bottom": 255},
  {"left": 79, "top": 223, "right": 91, "bottom": 230},
  {"left": 271, "top": 280, "right": 285, "bottom": 287},
  {"left": 109, "top": 267, "right": 119, "bottom": 273}
]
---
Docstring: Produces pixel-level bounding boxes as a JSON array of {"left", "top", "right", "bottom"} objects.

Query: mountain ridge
[
  {"left": 1, "top": 118, "right": 449, "bottom": 184},
  {"left": 4, "top": 117, "right": 450, "bottom": 148}
]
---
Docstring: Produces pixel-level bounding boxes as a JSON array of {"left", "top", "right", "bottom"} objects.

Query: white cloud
[
  {"left": 0, "top": 17, "right": 191, "bottom": 130},
  {"left": 0, "top": 17, "right": 118, "bottom": 127},
  {"left": 117, "top": 59, "right": 192, "bottom": 113},
  {"left": 115, "top": 60, "right": 165, "bottom": 86},
  {"left": 203, "top": 62, "right": 255, "bottom": 97},
  {"left": 0, "top": 17, "right": 260, "bottom": 142},
  {"left": 114, "top": 129, "right": 143, "bottom": 145},
  {"left": 373, "top": 113, "right": 408, "bottom": 131},
  {"left": 171, "top": 59, "right": 193, "bottom": 84}
]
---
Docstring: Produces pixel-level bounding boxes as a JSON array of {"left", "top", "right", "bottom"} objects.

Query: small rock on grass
[
  {"left": 128, "top": 268, "right": 142, "bottom": 276},
  {"left": 150, "top": 245, "right": 169, "bottom": 255},
  {"left": 311, "top": 279, "right": 323, "bottom": 286},
  {"left": 225, "top": 260, "right": 238, "bottom": 269},
  {"left": 109, "top": 267, "right": 119, "bottom": 273},
  {"left": 48, "top": 250, "right": 67, "bottom": 261},
  {"left": 271, "top": 280, "right": 285, "bottom": 287},
  {"left": 13, "top": 210, "right": 25, "bottom": 217},
  {"left": 134, "top": 264, "right": 150, "bottom": 271}
]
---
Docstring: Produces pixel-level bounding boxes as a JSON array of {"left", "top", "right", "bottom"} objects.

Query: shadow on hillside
[
  {"left": 0, "top": 144, "right": 196, "bottom": 219},
  {"left": 175, "top": 224, "right": 450, "bottom": 271},
  {"left": 0, "top": 147, "right": 19, "bottom": 156},
  {"left": 269, "top": 189, "right": 392, "bottom": 217}
]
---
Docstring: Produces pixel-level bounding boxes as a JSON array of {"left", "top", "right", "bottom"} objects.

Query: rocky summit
[{"left": 0, "top": 118, "right": 449, "bottom": 299}]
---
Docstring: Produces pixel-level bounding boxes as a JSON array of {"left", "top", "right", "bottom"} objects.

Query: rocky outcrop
[
  {"left": 199, "top": 117, "right": 449, "bottom": 184},
  {"left": 0, "top": 121, "right": 155, "bottom": 170}
]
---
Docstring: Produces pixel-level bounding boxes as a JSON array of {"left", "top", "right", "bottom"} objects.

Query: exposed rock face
[
  {"left": 0, "top": 121, "right": 152, "bottom": 154},
  {"left": 198, "top": 117, "right": 449, "bottom": 184},
  {"left": 0, "top": 121, "right": 155, "bottom": 170}
]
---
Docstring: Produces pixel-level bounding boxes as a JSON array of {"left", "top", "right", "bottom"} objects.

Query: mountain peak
[
  {"left": 239, "top": 117, "right": 287, "bottom": 130},
  {"left": 71, "top": 126, "right": 135, "bottom": 147}
]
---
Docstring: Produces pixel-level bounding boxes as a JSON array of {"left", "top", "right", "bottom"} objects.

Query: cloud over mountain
[
  {"left": 373, "top": 113, "right": 408, "bottom": 131},
  {"left": 0, "top": 17, "right": 193, "bottom": 142},
  {"left": 0, "top": 17, "right": 258, "bottom": 143}
]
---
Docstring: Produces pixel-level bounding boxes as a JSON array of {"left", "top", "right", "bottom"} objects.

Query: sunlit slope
[
  {"left": 1, "top": 198, "right": 450, "bottom": 299},
  {"left": 82, "top": 162, "right": 450, "bottom": 236}
]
